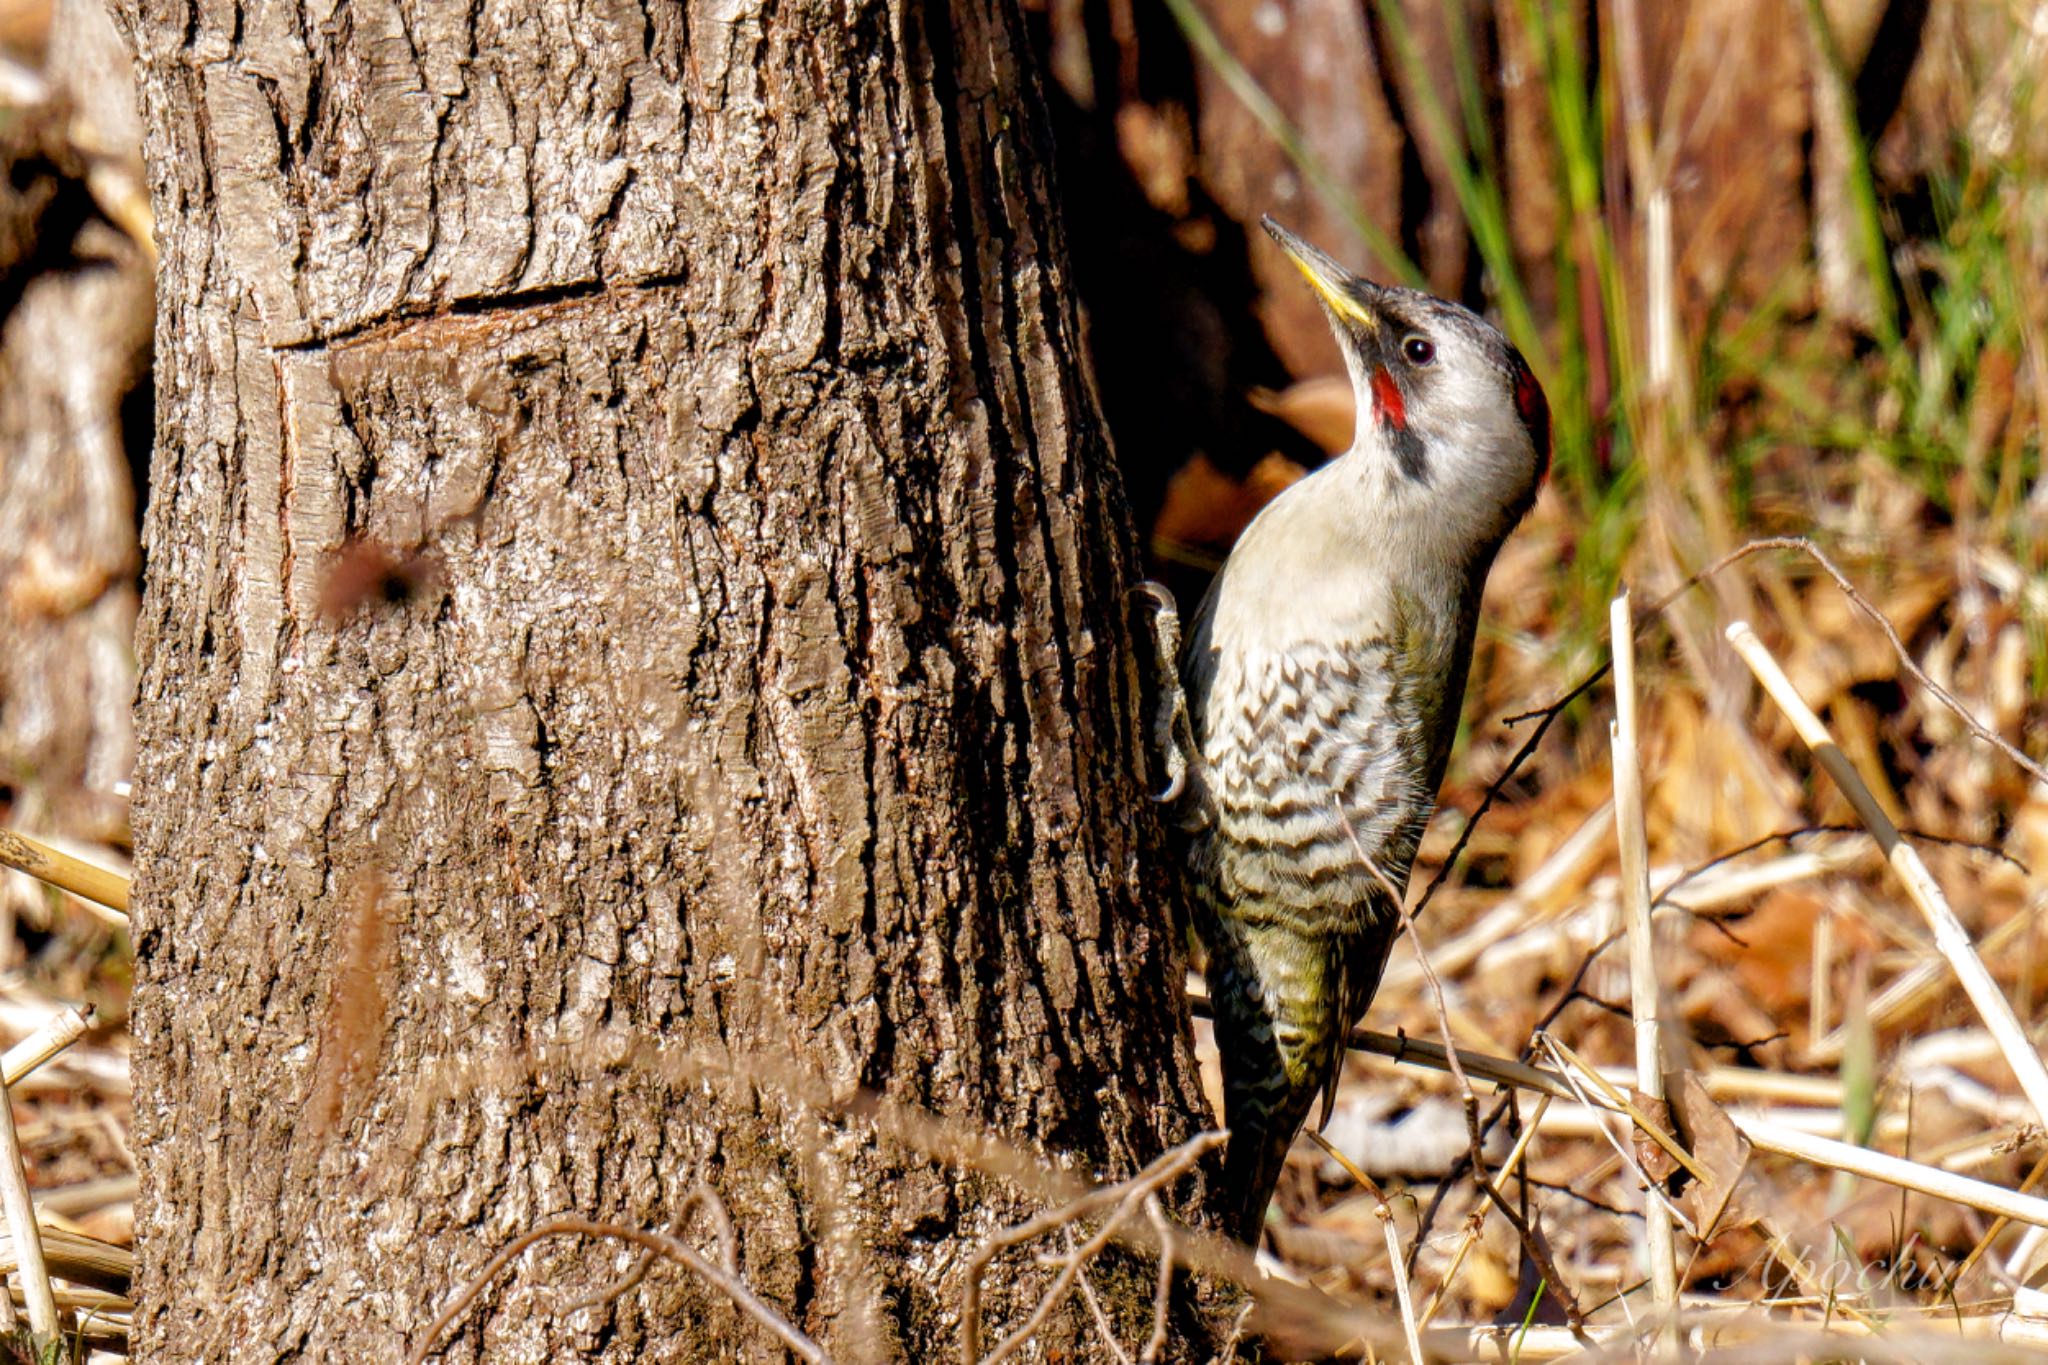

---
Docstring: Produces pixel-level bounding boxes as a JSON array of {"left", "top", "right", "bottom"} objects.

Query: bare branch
[
  {"left": 555, "top": 1183, "right": 737, "bottom": 1317},
  {"left": 406, "top": 1215, "right": 828, "bottom": 1365},
  {"left": 960, "top": 1130, "right": 1224, "bottom": 1365}
]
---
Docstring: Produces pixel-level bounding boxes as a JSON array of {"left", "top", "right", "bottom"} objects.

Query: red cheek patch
[
  {"left": 1369, "top": 366, "right": 1406, "bottom": 431},
  {"left": 1513, "top": 362, "right": 1552, "bottom": 482}
]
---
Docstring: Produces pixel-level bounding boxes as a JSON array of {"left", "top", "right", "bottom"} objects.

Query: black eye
[{"left": 1402, "top": 335, "right": 1436, "bottom": 366}]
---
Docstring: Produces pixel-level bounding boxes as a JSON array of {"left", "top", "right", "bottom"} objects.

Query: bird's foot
[{"left": 1133, "top": 580, "right": 1197, "bottom": 802}]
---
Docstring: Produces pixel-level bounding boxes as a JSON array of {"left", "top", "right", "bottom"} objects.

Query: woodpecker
[{"left": 1170, "top": 218, "right": 1551, "bottom": 1243}]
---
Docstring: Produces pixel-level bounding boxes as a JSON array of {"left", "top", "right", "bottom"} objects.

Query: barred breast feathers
[
  {"left": 1183, "top": 639, "right": 1435, "bottom": 925},
  {"left": 1175, "top": 459, "right": 1476, "bottom": 928}
]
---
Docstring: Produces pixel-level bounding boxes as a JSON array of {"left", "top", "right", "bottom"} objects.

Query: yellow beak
[{"left": 1262, "top": 216, "right": 1381, "bottom": 334}]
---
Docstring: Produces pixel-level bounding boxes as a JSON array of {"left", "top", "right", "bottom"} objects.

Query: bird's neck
[{"left": 1217, "top": 453, "right": 1484, "bottom": 647}]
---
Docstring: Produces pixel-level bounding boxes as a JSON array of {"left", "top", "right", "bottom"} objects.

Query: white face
[{"left": 1327, "top": 282, "right": 1550, "bottom": 564}]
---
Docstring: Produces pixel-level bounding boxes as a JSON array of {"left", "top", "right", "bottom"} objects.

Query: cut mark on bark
[{"left": 268, "top": 271, "right": 692, "bottom": 357}]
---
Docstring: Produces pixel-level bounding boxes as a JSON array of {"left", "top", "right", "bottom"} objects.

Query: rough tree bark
[{"left": 118, "top": 0, "right": 1217, "bottom": 1358}]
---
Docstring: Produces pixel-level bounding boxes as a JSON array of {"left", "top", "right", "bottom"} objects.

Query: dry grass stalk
[
  {"left": 406, "top": 1214, "right": 828, "bottom": 1365},
  {"left": 0, "top": 828, "right": 129, "bottom": 916},
  {"left": 1726, "top": 620, "right": 2048, "bottom": 1127},
  {"left": 960, "top": 1129, "right": 1223, "bottom": 1365},
  {"left": 1611, "top": 588, "right": 1682, "bottom": 1353},
  {"left": 1304, "top": 1129, "right": 1424, "bottom": 1363}
]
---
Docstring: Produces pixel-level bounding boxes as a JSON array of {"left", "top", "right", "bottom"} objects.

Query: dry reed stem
[
  {"left": 960, "top": 1130, "right": 1222, "bottom": 1365},
  {"left": 1741, "top": 1116, "right": 2048, "bottom": 1230},
  {"left": 1611, "top": 589, "right": 1682, "bottom": 1354},
  {"left": 1304, "top": 1129, "right": 1424, "bottom": 1363},
  {"left": 406, "top": 1215, "right": 827, "bottom": 1365},
  {"left": 0, "top": 829, "right": 129, "bottom": 916},
  {"left": 1726, "top": 620, "right": 2048, "bottom": 1128},
  {"left": 0, "top": 1070, "right": 57, "bottom": 1338},
  {"left": 0, "top": 1005, "right": 92, "bottom": 1087},
  {"left": 0, "top": 1224, "right": 132, "bottom": 1296}
]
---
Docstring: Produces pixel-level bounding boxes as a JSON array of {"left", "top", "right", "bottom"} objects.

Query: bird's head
[{"left": 1263, "top": 217, "right": 1550, "bottom": 560}]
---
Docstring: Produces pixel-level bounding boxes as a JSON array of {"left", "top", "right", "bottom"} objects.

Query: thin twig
[
  {"left": 1406, "top": 942, "right": 1618, "bottom": 1276},
  {"left": 1333, "top": 801, "right": 1585, "bottom": 1331},
  {"left": 1509, "top": 537, "right": 2047, "bottom": 786},
  {"left": 555, "top": 1183, "right": 736, "bottom": 1316},
  {"left": 1456, "top": 535, "right": 2044, "bottom": 949},
  {"left": 1069, "top": 1234, "right": 1136, "bottom": 1365},
  {"left": 1418, "top": 1094, "right": 1551, "bottom": 1329},
  {"left": 1141, "top": 1196, "right": 1174, "bottom": 1364},
  {"left": 406, "top": 1216, "right": 827, "bottom": 1365}
]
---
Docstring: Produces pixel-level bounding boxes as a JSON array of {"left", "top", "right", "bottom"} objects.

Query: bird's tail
[{"left": 1206, "top": 928, "right": 1347, "bottom": 1246}]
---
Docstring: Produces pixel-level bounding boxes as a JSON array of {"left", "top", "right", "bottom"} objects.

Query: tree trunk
[{"left": 119, "top": 0, "right": 1216, "bottom": 1358}]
